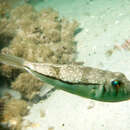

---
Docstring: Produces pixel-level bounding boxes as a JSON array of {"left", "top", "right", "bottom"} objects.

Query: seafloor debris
[
  {"left": 0, "top": 98, "right": 29, "bottom": 130},
  {"left": 105, "top": 49, "right": 114, "bottom": 57},
  {"left": 121, "top": 39, "right": 130, "bottom": 50},
  {"left": 105, "top": 38, "right": 130, "bottom": 57},
  {"left": 0, "top": 3, "right": 79, "bottom": 101},
  {"left": 87, "top": 101, "right": 95, "bottom": 109},
  {"left": 48, "top": 126, "right": 55, "bottom": 130},
  {"left": 23, "top": 121, "right": 40, "bottom": 129}
]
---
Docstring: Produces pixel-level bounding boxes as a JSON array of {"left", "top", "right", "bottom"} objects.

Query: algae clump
[{"left": 0, "top": 3, "right": 80, "bottom": 100}]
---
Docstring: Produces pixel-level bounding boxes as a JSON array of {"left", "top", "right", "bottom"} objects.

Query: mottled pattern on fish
[
  {"left": 24, "top": 62, "right": 84, "bottom": 83},
  {"left": 24, "top": 61, "right": 128, "bottom": 85}
]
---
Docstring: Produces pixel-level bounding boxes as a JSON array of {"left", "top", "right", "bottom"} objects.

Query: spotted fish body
[{"left": 0, "top": 54, "right": 130, "bottom": 102}]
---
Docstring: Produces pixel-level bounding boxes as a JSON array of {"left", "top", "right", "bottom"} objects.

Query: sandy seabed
[{"left": 23, "top": 0, "right": 130, "bottom": 130}]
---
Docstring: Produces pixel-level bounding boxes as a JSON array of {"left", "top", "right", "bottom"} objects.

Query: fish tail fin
[{"left": 0, "top": 54, "right": 25, "bottom": 69}]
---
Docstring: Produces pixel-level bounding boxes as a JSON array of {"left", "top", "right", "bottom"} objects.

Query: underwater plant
[
  {"left": 0, "top": 1, "right": 10, "bottom": 18},
  {"left": 0, "top": 98, "right": 29, "bottom": 130},
  {"left": 12, "top": 72, "right": 44, "bottom": 100},
  {"left": 0, "top": 3, "right": 80, "bottom": 130},
  {"left": 0, "top": 1, "right": 82, "bottom": 129},
  {"left": 0, "top": 3, "right": 79, "bottom": 101},
  {"left": 0, "top": 0, "right": 22, "bottom": 18}
]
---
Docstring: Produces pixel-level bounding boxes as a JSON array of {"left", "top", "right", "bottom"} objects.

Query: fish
[{"left": 0, "top": 53, "right": 130, "bottom": 102}]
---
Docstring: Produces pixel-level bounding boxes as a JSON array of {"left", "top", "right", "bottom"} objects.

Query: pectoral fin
[{"left": 95, "top": 84, "right": 104, "bottom": 98}]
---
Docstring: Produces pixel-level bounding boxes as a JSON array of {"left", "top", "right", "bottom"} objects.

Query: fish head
[{"left": 94, "top": 72, "right": 130, "bottom": 102}]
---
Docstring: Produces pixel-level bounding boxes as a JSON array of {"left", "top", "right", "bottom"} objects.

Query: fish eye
[{"left": 111, "top": 80, "right": 121, "bottom": 87}]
